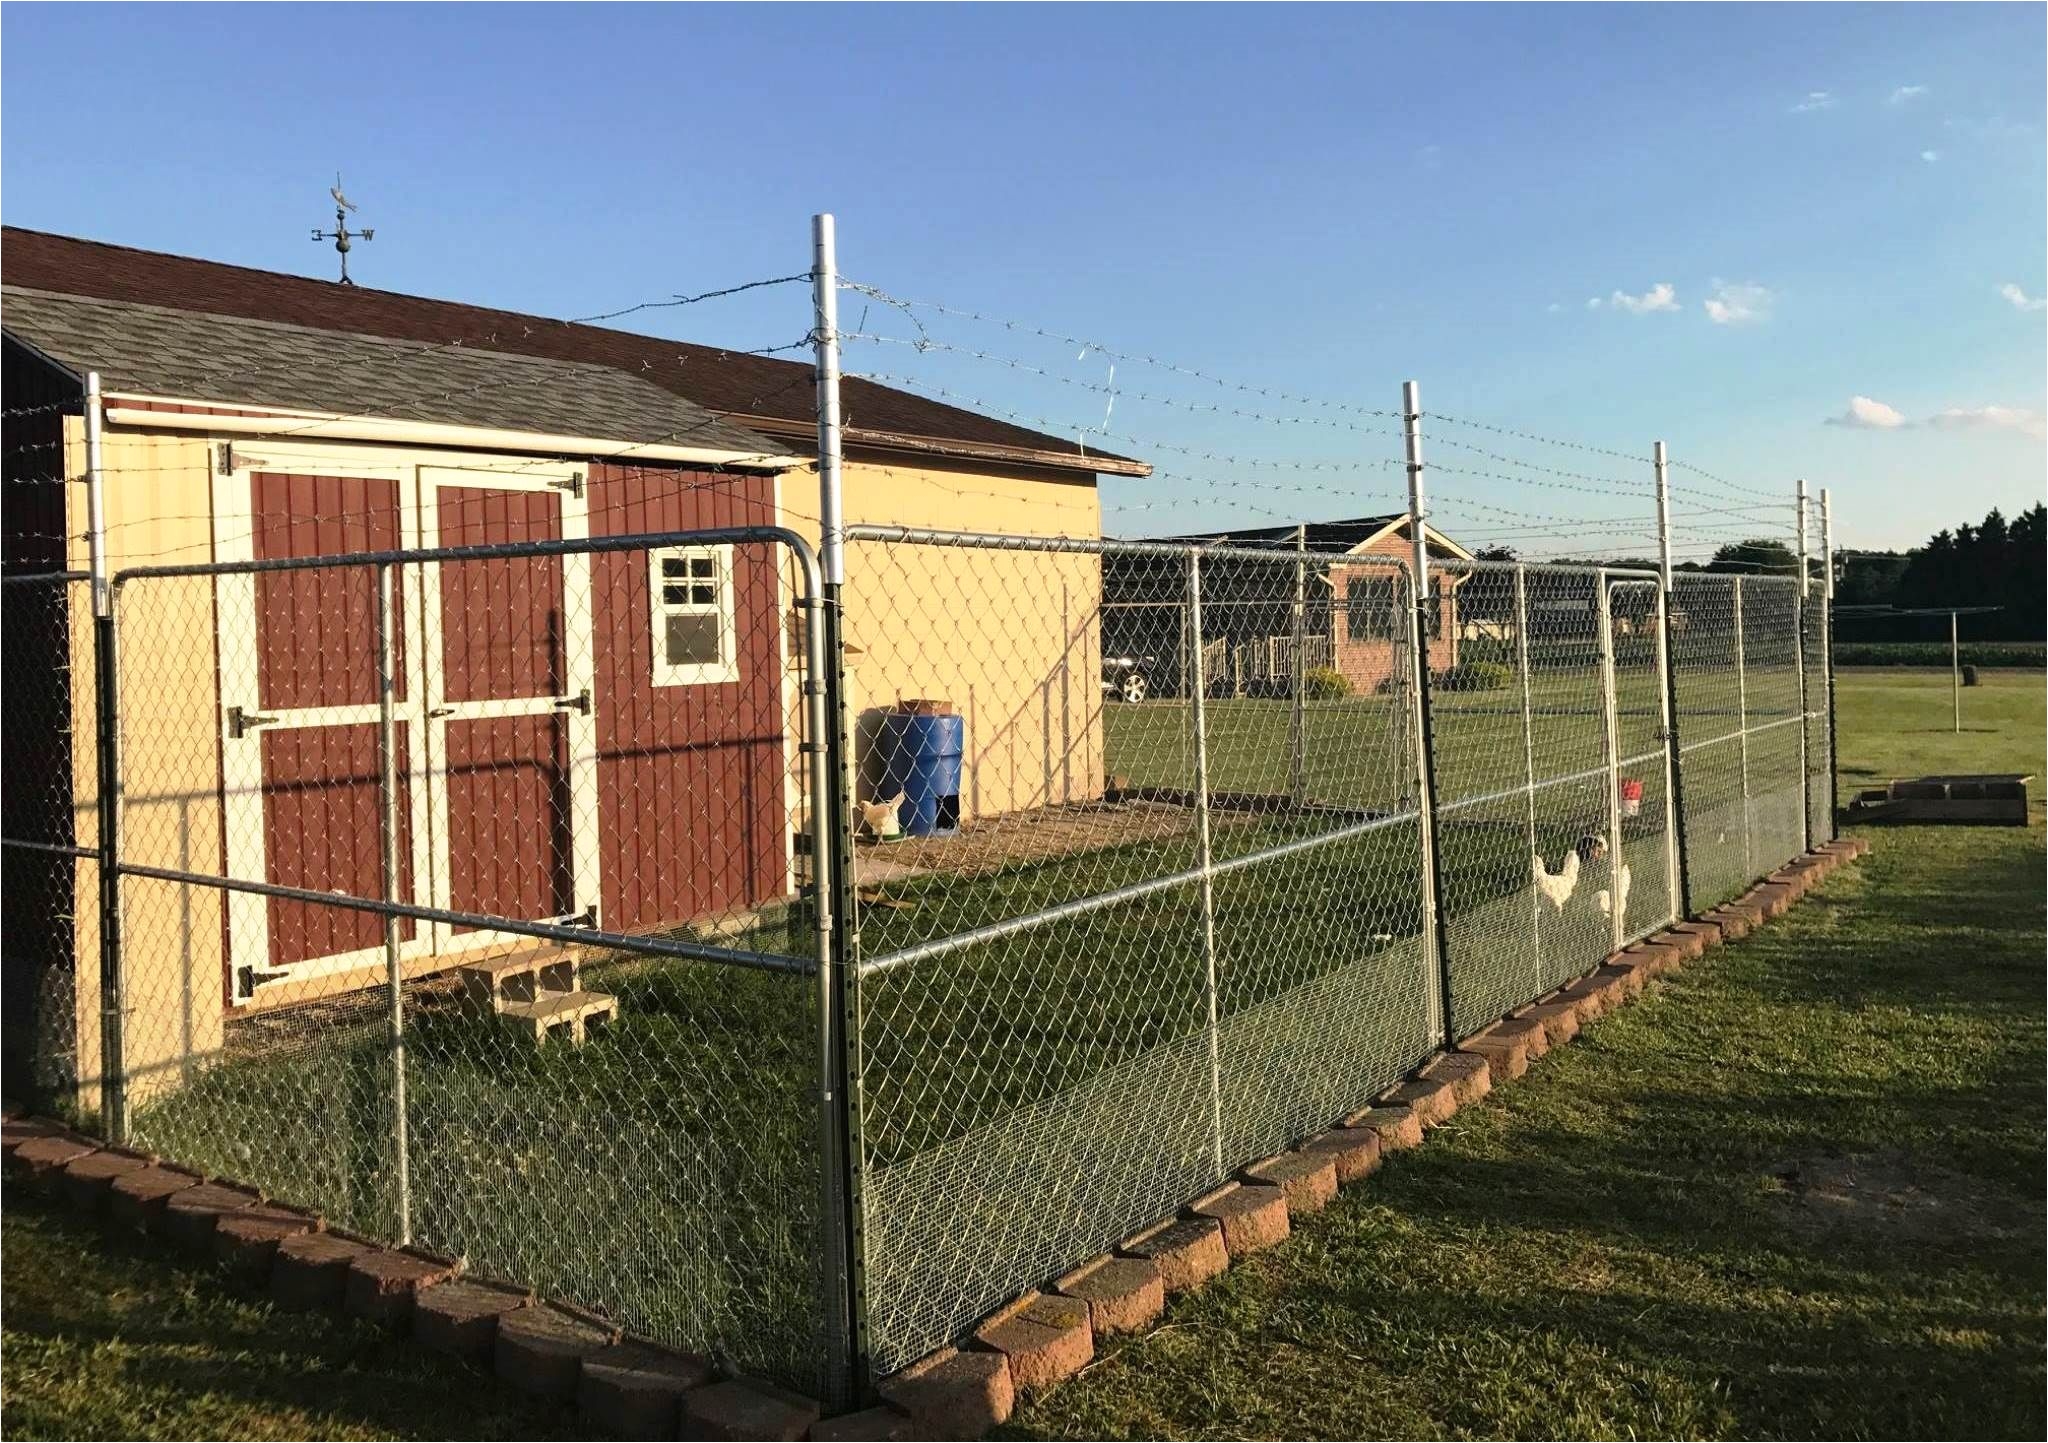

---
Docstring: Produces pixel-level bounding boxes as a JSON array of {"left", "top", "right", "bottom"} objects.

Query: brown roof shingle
[{"left": 0, "top": 227, "right": 1144, "bottom": 475}]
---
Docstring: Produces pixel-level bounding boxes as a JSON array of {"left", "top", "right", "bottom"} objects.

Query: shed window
[
  {"left": 650, "top": 545, "right": 738, "bottom": 686},
  {"left": 1345, "top": 576, "right": 1399, "bottom": 641}
]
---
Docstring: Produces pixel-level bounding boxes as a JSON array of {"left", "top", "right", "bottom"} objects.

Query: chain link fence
[{"left": 5, "top": 522, "right": 1837, "bottom": 1400}]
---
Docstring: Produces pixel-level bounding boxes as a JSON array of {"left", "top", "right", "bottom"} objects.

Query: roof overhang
[
  {"left": 1344, "top": 515, "right": 1478, "bottom": 564},
  {"left": 732, "top": 412, "right": 1154, "bottom": 478},
  {"left": 100, "top": 392, "right": 803, "bottom": 472}
]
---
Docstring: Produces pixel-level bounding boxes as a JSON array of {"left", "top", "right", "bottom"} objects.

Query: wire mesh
[
  {"left": 90, "top": 515, "right": 832, "bottom": 1395},
  {"left": 841, "top": 529, "right": 1432, "bottom": 1375},
  {"left": 0, "top": 571, "right": 92, "bottom": 1106}
]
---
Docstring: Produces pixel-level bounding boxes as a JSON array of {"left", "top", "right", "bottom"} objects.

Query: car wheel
[{"left": 1119, "top": 670, "right": 1149, "bottom": 703}]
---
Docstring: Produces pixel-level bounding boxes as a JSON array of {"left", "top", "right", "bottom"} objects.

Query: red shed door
[
  {"left": 419, "top": 467, "right": 599, "bottom": 955},
  {"left": 217, "top": 466, "right": 434, "bottom": 1001}
]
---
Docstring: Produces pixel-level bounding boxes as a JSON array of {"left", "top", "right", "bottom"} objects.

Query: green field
[{"left": 8, "top": 668, "right": 2037, "bottom": 1438}]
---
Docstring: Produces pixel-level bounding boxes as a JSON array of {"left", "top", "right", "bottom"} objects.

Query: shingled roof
[{"left": 0, "top": 227, "right": 1147, "bottom": 477}]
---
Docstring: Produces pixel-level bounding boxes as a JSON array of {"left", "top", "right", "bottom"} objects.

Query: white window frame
[{"left": 650, "top": 544, "right": 739, "bottom": 687}]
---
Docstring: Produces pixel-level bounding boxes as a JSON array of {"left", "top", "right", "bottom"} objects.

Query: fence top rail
[
  {"left": 845, "top": 523, "right": 1411, "bottom": 570},
  {"left": 0, "top": 568, "right": 90, "bottom": 584},
  {"left": 108, "top": 525, "right": 819, "bottom": 589},
  {"left": 1435, "top": 557, "right": 1662, "bottom": 582}
]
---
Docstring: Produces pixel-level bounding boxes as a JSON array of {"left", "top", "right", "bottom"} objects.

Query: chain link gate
[{"left": 69, "top": 525, "right": 848, "bottom": 1397}]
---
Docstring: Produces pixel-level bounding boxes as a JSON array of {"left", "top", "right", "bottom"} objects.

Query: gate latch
[
  {"left": 227, "top": 705, "right": 280, "bottom": 738},
  {"left": 553, "top": 904, "right": 598, "bottom": 929},
  {"left": 553, "top": 687, "right": 591, "bottom": 715},
  {"left": 547, "top": 471, "right": 585, "bottom": 499}
]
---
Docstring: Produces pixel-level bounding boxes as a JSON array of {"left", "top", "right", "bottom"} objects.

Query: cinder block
[
  {"left": 214, "top": 1205, "right": 322, "bottom": 1280},
  {"left": 107, "top": 1164, "right": 203, "bottom": 1231},
  {"left": 413, "top": 1278, "right": 532, "bottom": 1362},
  {"left": 59, "top": 1148, "right": 150, "bottom": 1212},
  {"left": 1295, "top": 1124, "right": 1382, "bottom": 1184},
  {"left": 1459, "top": 1028, "right": 1531, "bottom": 1084},
  {"left": 1423, "top": 1050, "right": 1492, "bottom": 1107},
  {"left": 160, "top": 1182, "right": 262, "bottom": 1251},
  {"left": 681, "top": 1377, "right": 822, "bottom": 1441},
  {"left": 271, "top": 1231, "right": 377, "bottom": 1313},
  {"left": 1055, "top": 1255, "right": 1164, "bottom": 1336},
  {"left": 1625, "top": 939, "right": 1686, "bottom": 976},
  {"left": 0, "top": 1116, "right": 61, "bottom": 1154},
  {"left": 1119, "top": 1215, "right": 1227, "bottom": 1293},
  {"left": 1190, "top": 1181, "right": 1290, "bottom": 1256},
  {"left": 1664, "top": 919, "right": 1723, "bottom": 952},
  {"left": 1382, "top": 1071, "right": 1460, "bottom": 1127},
  {"left": 1593, "top": 961, "right": 1648, "bottom": 1002},
  {"left": 1519, "top": 1001, "right": 1581, "bottom": 1047},
  {"left": 1751, "top": 882, "right": 1796, "bottom": 919},
  {"left": 973, "top": 1292, "right": 1094, "bottom": 1392},
  {"left": 1243, "top": 1149, "right": 1339, "bottom": 1215},
  {"left": 1705, "top": 904, "right": 1757, "bottom": 940},
  {"left": 9, "top": 1132, "right": 96, "bottom": 1184},
  {"left": 1553, "top": 976, "right": 1615, "bottom": 1023},
  {"left": 346, "top": 1248, "right": 460, "bottom": 1327},
  {"left": 578, "top": 1340, "right": 713, "bottom": 1440},
  {"left": 1342, "top": 1103, "right": 1423, "bottom": 1151},
  {"left": 495, "top": 1303, "right": 618, "bottom": 1399},
  {"left": 877, "top": 1347, "right": 1013, "bottom": 1439}
]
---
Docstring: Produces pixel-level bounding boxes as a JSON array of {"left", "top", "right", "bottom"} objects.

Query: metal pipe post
[
  {"left": 1595, "top": 571, "right": 1626, "bottom": 953},
  {"left": 86, "top": 374, "right": 128, "bottom": 1142},
  {"left": 1794, "top": 479, "right": 1812, "bottom": 851},
  {"left": 1653, "top": 441, "right": 1691, "bottom": 916},
  {"left": 1514, "top": 564, "right": 1542, "bottom": 990},
  {"left": 810, "top": 212, "right": 864, "bottom": 1405},
  {"left": 1821, "top": 489, "right": 1839, "bottom": 837},
  {"left": 1187, "top": 551, "right": 1225, "bottom": 1179},
  {"left": 374, "top": 563, "right": 410, "bottom": 1244},
  {"left": 1733, "top": 576, "right": 1752, "bottom": 879},
  {"left": 1952, "top": 611, "right": 1962, "bottom": 734},
  {"left": 1289, "top": 523, "right": 1307, "bottom": 808},
  {"left": 1401, "top": 380, "right": 1453, "bottom": 1045}
]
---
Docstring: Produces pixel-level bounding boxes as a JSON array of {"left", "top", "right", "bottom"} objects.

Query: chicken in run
[{"left": 1532, "top": 834, "right": 1604, "bottom": 911}]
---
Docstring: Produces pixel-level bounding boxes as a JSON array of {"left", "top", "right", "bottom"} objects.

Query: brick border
[
  {"left": 865, "top": 838, "right": 1869, "bottom": 1439},
  {"left": 3, "top": 838, "right": 1868, "bottom": 1442}
]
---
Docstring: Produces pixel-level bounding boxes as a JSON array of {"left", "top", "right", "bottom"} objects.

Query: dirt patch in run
[{"left": 1766, "top": 1149, "right": 2013, "bottom": 1241}]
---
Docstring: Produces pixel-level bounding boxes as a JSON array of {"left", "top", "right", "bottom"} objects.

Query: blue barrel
[{"left": 879, "top": 711, "right": 965, "bottom": 836}]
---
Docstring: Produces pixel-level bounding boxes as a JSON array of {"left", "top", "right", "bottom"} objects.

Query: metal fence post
[
  {"left": 1401, "top": 380, "right": 1453, "bottom": 1047},
  {"left": 1514, "top": 564, "right": 1542, "bottom": 992},
  {"left": 374, "top": 561, "right": 411, "bottom": 1244},
  {"left": 1288, "top": 523, "right": 1307, "bottom": 809},
  {"left": 1186, "top": 550, "right": 1226, "bottom": 1179},
  {"left": 86, "top": 371, "right": 128, "bottom": 1144},
  {"left": 1733, "top": 575, "right": 1753, "bottom": 880},
  {"left": 1594, "top": 571, "right": 1625, "bottom": 954},
  {"left": 810, "top": 211, "right": 866, "bottom": 1405},
  {"left": 1821, "top": 488, "right": 1839, "bottom": 839},
  {"left": 1795, "top": 479, "right": 1812, "bottom": 852},
  {"left": 1654, "top": 441, "right": 1691, "bottom": 917}
]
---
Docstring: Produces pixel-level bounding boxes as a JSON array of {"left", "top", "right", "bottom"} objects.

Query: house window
[
  {"left": 1345, "top": 576, "right": 1399, "bottom": 641},
  {"left": 650, "top": 546, "right": 738, "bottom": 686}
]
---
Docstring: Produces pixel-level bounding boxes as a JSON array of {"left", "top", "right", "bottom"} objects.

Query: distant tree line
[{"left": 1470, "top": 503, "right": 2046, "bottom": 641}]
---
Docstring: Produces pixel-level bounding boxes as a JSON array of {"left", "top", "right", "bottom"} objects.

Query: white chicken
[
  {"left": 1532, "top": 835, "right": 1606, "bottom": 912},
  {"left": 1596, "top": 861, "right": 1631, "bottom": 921}
]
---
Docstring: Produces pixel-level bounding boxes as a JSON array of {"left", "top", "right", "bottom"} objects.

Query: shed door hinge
[
  {"left": 216, "top": 442, "right": 233, "bottom": 475},
  {"left": 549, "top": 471, "right": 585, "bottom": 499}
]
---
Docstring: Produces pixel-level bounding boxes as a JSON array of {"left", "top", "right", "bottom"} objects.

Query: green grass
[
  {"left": 0, "top": 1194, "right": 581, "bottom": 1441},
  {"left": 1009, "top": 667, "right": 2046, "bottom": 1440}
]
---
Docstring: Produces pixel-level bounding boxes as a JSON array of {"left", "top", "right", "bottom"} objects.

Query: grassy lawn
[
  {"left": 0, "top": 1193, "right": 580, "bottom": 1441},
  {"left": 6, "top": 667, "right": 2037, "bottom": 1437},
  {"left": 1009, "top": 666, "right": 2046, "bottom": 1440}
]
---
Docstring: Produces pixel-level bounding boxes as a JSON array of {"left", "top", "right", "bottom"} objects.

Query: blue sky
[{"left": 4, "top": 3, "right": 2042, "bottom": 556}]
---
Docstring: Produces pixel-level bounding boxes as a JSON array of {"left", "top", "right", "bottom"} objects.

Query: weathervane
[{"left": 311, "top": 174, "right": 374, "bottom": 285}]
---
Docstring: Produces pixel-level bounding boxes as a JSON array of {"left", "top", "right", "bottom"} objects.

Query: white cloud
[
  {"left": 1921, "top": 149, "right": 1941, "bottom": 163},
  {"left": 1603, "top": 282, "right": 1679, "bottom": 315},
  {"left": 1929, "top": 405, "right": 2047, "bottom": 440},
  {"left": 1702, "top": 280, "right": 1774, "bottom": 326},
  {"left": 1888, "top": 84, "right": 1928, "bottom": 105},
  {"left": 1825, "top": 396, "right": 1908, "bottom": 429},
  {"left": 1999, "top": 282, "right": 2047, "bottom": 312},
  {"left": 1791, "top": 91, "right": 1837, "bottom": 113},
  {"left": 1586, "top": 296, "right": 1603, "bottom": 310},
  {"left": 1545, "top": 302, "right": 1563, "bottom": 314}
]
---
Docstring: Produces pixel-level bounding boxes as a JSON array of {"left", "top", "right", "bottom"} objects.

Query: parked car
[{"left": 1102, "top": 651, "right": 1156, "bottom": 702}]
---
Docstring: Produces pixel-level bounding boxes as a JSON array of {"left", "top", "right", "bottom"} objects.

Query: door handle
[
  {"left": 227, "top": 706, "right": 280, "bottom": 738},
  {"left": 427, "top": 706, "right": 456, "bottom": 720}
]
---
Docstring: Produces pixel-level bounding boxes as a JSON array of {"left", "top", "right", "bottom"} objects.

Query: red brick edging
[{"left": 5, "top": 837, "right": 1869, "bottom": 1442}]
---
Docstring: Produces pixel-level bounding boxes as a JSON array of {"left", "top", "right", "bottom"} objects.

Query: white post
[
  {"left": 1186, "top": 552, "right": 1224, "bottom": 1178},
  {"left": 1515, "top": 564, "right": 1541, "bottom": 990},
  {"left": 375, "top": 563, "right": 410, "bottom": 1244},
  {"left": 1795, "top": 479, "right": 1812, "bottom": 849},
  {"left": 1595, "top": 571, "right": 1625, "bottom": 953},
  {"left": 85, "top": 371, "right": 109, "bottom": 618},
  {"left": 1654, "top": 441, "right": 1682, "bottom": 919},
  {"left": 1734, "top": 576, "right": 1752, "bottom": 879},
  {"left": 1952, "top": 611, "right": 1961, "bottom": 734},
  {"left": 1821, "top": 488, "right": 1838, "bottom": 837},
  {"left": 811, "top": 215, "right": 845, "bottom": 587},
  {"left": 1289, "top": 523, "right": 1307, "bottom": 808},
  {"left": 1401, "top": 380, "right": 1446, "bottom": 1043}
]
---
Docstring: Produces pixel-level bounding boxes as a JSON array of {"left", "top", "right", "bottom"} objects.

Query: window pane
[
  {"left": 690, "top": 557, "right": 715, "bottom": 578},
  {"left": 690, "top": 583, "right": 716, "bottom": 605},
  {"left": 661, "top": 557, "right": 686, "bottom": 579},
  {"left": 663, "top": 584, "right": 686, "bottom": 606},
  {"left": 665, "top": 612, "right": 722, "bottom": 667}
]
